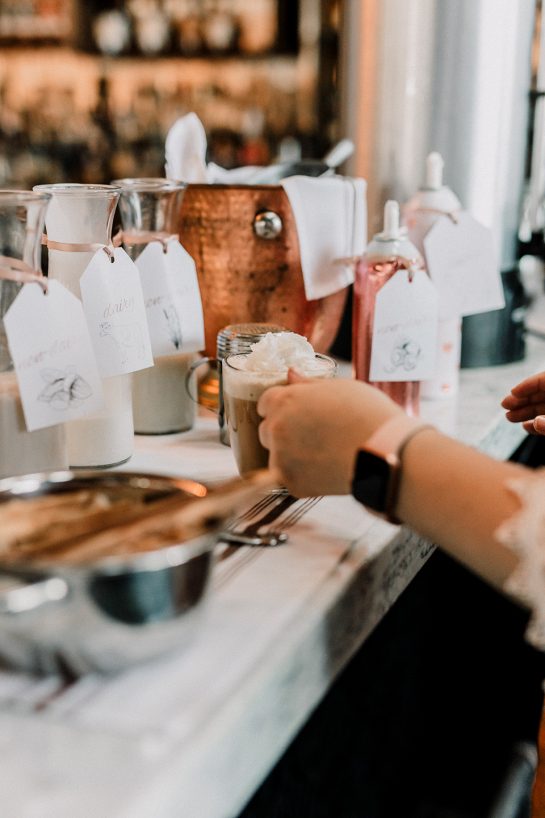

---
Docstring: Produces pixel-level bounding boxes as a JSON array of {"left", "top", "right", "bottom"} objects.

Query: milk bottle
[
  {"left": 113, "top": 178, "right": 198, "bottom": 435},
  {"left": 34, "top": 184, "right": 133, "bottom": 467},
  {"left": 0, "top": 191, "right": 67, "bottom": 479}
]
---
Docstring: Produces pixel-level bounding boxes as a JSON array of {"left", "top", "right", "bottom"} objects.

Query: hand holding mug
[
  {"left": 223, "top": 353, "right": 336, "bottom": 476},
  {"left": 257, "top": 371, "right": 402, "bottom": 497}
]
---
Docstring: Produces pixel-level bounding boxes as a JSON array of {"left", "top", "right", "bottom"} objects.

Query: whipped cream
[
  {"left": 243, "top": 332, "right": 316, "bottom": 372},
  {"left": 223, "top": 333, "right": 334, "bottom": 401}
]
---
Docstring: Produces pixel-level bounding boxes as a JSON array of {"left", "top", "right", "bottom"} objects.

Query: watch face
[{"left": 351, "top": 449, "right": 391, "bottom": 513}]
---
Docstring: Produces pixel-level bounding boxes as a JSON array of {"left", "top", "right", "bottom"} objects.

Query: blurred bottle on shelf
[
  {"left": 130, "top": 0, "right": 172, "bottom": 55},
  {"left": 92, "top": 8, "right": 132, "bottom": 56},
  {"left": 0, "top": 0, "right": 323, "bottom": 188},
  {"left": 172, "top": 0, "right": 203, "bottom": 55},
  {"left": 237, "top": 0, "right": 277, "bottom": 54},
  {"left": 201, "top": 0, "right": 239, "bottom": 54}
]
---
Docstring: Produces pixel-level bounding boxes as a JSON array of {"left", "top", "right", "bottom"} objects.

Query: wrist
[{"left": 351, "top": 416, "right": 435, "bottom": 523}]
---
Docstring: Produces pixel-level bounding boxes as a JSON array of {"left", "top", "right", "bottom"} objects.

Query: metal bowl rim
[{"left": 0, "top": 470, "right": 216, "bottom": 573}]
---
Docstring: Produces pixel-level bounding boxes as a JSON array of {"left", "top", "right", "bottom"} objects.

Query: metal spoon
[{"left": 218, "top": 530, "right": 288, "bottom": 547}]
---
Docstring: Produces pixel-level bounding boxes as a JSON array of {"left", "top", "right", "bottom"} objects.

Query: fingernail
[{"left": 535, "top": 416, "right": 545, "bottom": 431}]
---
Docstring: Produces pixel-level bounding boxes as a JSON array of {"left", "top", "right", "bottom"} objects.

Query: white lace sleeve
[{"left": 496, "top": 469, "right": 545, "bottom": 650}]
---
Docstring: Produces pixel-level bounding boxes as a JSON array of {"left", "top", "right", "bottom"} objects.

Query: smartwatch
[{"left": 351, "top": 416, "right": 434, "bottom": 524}]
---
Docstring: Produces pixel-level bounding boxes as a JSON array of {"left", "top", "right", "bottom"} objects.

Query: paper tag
[
  {"left": 369, "top": 268, "right": 439, "bottom": 382},
  {"left": 136, "top": 239, "right": 205, "bottom": 356},
  {"left": 424, "top": 211, "right": 505, "bottom": 320},
  {"left": 4, "top": 280, "right": 104, "bottom": 432},
  {"left": 80, "top": 247, "right": 153, "bottom": 377}
]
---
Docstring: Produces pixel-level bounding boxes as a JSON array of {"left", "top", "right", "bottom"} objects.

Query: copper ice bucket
[{"left": 179, "top": 184, "right": 347, "bottom": 356}]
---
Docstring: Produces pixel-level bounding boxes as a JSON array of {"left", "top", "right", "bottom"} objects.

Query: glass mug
[
  {"left": 186, "top": 323, "right": 287, "bottom": 445},
  {"left": 222, "top": 352, "right": 337, "bottom": 476}
]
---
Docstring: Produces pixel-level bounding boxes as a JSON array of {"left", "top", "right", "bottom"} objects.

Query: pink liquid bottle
[{"left": 353, "top": 200, "right": 426, "bottom": 416}]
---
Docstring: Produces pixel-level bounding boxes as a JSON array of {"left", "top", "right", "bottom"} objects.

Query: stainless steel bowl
[{"left": 0, "top": 470, "right": 216, "bottom": 675}]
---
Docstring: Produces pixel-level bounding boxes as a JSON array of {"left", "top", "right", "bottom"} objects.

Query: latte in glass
[{"left": 222, "top": 333, "right": 336, "bottom": 476}]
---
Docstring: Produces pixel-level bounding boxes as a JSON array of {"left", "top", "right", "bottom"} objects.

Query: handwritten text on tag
[
  {"left": 369, "top": 268, "right": 439, "bottom": 382},
  {"left": 4, "top": 280, "right": 104, "bottom": 431},
  {"left": 424, "top": 211, "right": 505, "bottom": 320},
  {"left": 136, "top": 239, "right": 205, "bottom": 357},
  {"left": 80, "top": 247, "right": 153, "bottom": 377}
]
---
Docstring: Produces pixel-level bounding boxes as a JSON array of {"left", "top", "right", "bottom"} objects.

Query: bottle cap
[
  {"left": 216, "top": 323, "right": 287, "bottom": 359},
  {"left": 367, "top": 200, "right": 423, "bottom": 264},
  {"left": 380, "top": 200, "right": 401, "bottom": 240},
  {"left": 425, "top": 152, "right": 444, "bottom": 190},
  {"left": 402, "top": 152, "right": 462, "bottom": 215}
]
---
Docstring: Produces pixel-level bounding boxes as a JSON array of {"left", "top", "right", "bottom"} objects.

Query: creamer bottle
[
  {"left": 403, "top": 152, "right": 462, "bottom": 399},
  {"left": 113, "top": 178, "right": 199, "bottom": 435},
  {"left": 353, "top": 200, "right": 425, "bottom": 416},
  {"left": 0, "top": 191, "right": 67, "bottom": 479},
  {"left": 34, "top": 183, "right": 133, "bottom": 468}
]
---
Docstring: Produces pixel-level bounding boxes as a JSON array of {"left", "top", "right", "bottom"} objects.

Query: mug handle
[{"left": 185, "top": 357, "right": 220, "bottom": 415}]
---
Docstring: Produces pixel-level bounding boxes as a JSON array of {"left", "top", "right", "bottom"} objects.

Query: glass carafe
[
  {"left": 0, "top": 191, "right": 67, "bottom": 479},
  {"left": 113, "top": 178, "right": 196, "bottom": 435},
  {"left": 34, "top": 183, "right": 133, "bottom": 467}
]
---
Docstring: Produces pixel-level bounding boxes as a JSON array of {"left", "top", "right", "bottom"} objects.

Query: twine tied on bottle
[
  {"left": 112, "top": 230, "right": 178, "bottom": 254},
  {"left": 41, "top": 235, "right": 115, "bottom": 262},
  {"left": 0, "top": 256, "right": 48, "bottom": 293},
  {"left": 409, "top": 207, "right": 460, "bottom": 224},
  {"left": 332, "top": 254, "right": 420, "bottom": 282}
]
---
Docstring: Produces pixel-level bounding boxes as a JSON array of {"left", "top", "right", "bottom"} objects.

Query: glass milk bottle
[
  {"left": 34, "top": 184, "right": 133, "bottom": 467},
  {"left": 113, "top": 178, "right": 196, "bottom": 435},
  {"left": 0, "top": 191, "right": 67, "bottom": 478},
  {"left": 353, "top": 200, "right": 425, "bottom": 416},
  {"left": 403, "top": 152, "right": 462, "bottom": 399}
]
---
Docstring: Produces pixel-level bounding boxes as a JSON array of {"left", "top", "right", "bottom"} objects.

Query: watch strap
[
  {"left": 355, "top": 416, "right": 435, "bottom": 524},
  {"left": 363, "top": 415, "right": 430, "bottom": 459}
]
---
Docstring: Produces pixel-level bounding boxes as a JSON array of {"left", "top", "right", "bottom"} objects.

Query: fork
[{"left": 219, "top": 493, "right": 298, "bottom": 547}]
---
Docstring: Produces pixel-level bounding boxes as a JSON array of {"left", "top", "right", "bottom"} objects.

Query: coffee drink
[
  {"left": 224, "top": 392, "right": 269, "bottom": 475},
  {"left": 223, "top": 333, "right": 336, "bottom": 476}
]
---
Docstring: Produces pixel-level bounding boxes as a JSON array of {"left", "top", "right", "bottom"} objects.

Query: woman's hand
[
  {"left": 257, "top": 371, "right": 402, "bottom": 497},
  {"left": 502, "top": 372, "right": 545, "bottom": 435}
]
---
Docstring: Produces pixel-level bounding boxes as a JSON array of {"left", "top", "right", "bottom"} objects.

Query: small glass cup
[{"left": 223, "top": 352, "right": 336, "bottom": 476}]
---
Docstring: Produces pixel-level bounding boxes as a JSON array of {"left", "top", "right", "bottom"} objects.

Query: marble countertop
[{"left": 2, "top": 336, "right": 545, "bottom": 818}]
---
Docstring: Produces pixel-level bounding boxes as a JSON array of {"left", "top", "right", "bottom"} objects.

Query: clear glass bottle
[
  {"left": 353, "top": 200, "right": 425, "bottom": 416},
  {"left": 34, "top": 183, "right": 134, "bottom": 468},
  {"left": 113, "top": 178, "right": 195, "bottom": 435},
  {"left": 0, "top": 190, "right": 67, "bottom": 479}
]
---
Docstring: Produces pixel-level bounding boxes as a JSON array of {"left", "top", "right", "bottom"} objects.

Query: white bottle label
[
  {"left": 80, "top": 247, "right": 154, "bottom": 377},
  {"left": 424, "top": 211, "right": 505, "bottom": 320},
  {"left": 136, "top": 239, "right": 205, "bottom": 357},
  {"left": 4, "top": 280, "right": 104, "bottom": 431},
  {"left": 369, "top": 268, "right": 439, "bottom": 382},
  {"left": 420, "top": 317, "right": 462, "bottom": 400}
]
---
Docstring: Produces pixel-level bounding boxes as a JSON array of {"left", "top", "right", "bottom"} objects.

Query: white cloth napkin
[
  {"left": 281, "top": 175, "right": 367, "bottom": 300},
  {"left": 165, "top": 112, "right": 209, "bottom": 182},
  {"left": 165, "top": 113, "right": 262, "bottom": 183}
]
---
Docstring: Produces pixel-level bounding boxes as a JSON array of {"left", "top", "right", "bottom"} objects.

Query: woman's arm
[
  {"left": 395, "top": 427, "right": 522, "bottom": 590},
  {"left": 258, "top": 373, "right": 525, "bottom": 592}
]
